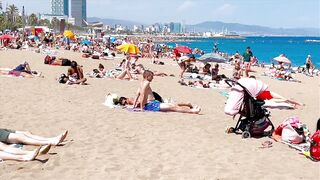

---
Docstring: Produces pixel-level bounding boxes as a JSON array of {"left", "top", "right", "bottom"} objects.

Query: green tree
[
  {"left": 51, "top": 17, "right": 60, "bottom": 31},
  {"left": 0, "top": 14, "right": 5, "bottom": 31},
  {"left": 39, "top": 19, "right": 50, "bottom": 26},
  {"left": 28, "top": 13, "right": 38, "bottom": 26},
  {"left": 6, "top": 4, "right": 18, "bottom": 23}
]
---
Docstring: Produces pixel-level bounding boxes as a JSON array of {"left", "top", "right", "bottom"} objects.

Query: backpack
[
  {"left": 58, "top": 73, "right": 67, "bottom": 84},
  {"left": 310, "top": 131, "right": 320, "bottom": 161}
]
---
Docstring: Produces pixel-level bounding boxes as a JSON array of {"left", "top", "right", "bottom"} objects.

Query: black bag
[{"left": 58, "top": 73, "right": 67, "bottom": 84}]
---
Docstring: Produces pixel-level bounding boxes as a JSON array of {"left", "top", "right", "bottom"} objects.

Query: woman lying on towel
[{"left": 0, "top": 62, "right": 42, "bottom": 78}]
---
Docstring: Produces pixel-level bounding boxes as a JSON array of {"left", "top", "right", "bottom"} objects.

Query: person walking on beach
[
  {"left": 177, "top": 55, "right": 196, "bottom": 79},
  {"left": 305, "top": 55, "right": 314, "bottom": 76},
  {"left": 133, "top": 70, "right": 201, "bottom": 114},
  {"left": 242, "top": 47, "right": 253, "bottom": 77}
]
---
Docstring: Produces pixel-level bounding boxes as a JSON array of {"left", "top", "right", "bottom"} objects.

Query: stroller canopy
[{"left": 225, "top": 78, "right": 269, "bottom": 116}]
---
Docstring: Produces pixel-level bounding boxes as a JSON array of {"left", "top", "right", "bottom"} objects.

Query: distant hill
[
  {"left": 88, "top": 17, "right": 320, "bottom": 36},
  {"left": 186, "top": 21, "right": 320, "bottom": 36},
  {"left": 88, "top": 17, "right": 143, "bottom": 28}
]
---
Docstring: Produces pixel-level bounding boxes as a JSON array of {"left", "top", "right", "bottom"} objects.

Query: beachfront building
[
  {"left": 70, "top": 0, "right": 87, "bottom": 26},
  {"left": 0, "top": 0, "right": 3, "bottom": 14},
  {"left": 51, "top": 0, "right": 69, "bottom": 16},
  {"left": 169, "top": 22, "right": 182, "bottom": 33}
]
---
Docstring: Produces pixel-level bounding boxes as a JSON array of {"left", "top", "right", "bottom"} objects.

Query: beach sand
[{"left": 0, "top": 49, "right": 319, "bottom": 179}]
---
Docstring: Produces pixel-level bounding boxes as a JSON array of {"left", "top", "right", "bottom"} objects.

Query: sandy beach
[{"left": 0, "top": 49, "right": 319, "bottom": 179}]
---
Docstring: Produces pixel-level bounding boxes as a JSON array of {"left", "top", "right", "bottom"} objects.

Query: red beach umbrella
[
  {"left": 174, "top": 46, "right": 192, "bottom": 54},
  {"left": 0, "top": 34, "right": 15, "bottom": 40}
]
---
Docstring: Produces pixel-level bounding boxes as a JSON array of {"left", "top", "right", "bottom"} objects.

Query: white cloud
[{"left": 177, "top": 0, "right": 195, "bottom": 12}]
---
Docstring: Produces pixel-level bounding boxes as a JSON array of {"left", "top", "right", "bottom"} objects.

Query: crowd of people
[{"left": 0, "top": 30, "right": 318, "bottom": 162}]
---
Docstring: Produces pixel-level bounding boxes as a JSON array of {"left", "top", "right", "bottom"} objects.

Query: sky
[{"left": 1, "top": 0, "right": 320, "bottom": 28}]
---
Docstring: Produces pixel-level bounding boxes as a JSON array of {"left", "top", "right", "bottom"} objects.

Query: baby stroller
[{"left": 225, "top": 79, "right": 274, "bottom": 138}]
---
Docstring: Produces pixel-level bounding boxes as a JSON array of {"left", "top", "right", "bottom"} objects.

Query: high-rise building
[
  {"left": 51, "top": 0, "right": 69, "bottom": 16},
  {"left": 0, "top": 0, "right": 3, "bottom": 13},
  {"left": 169, "top": 22, "right": 182, "bottom": 33},
  {"left": 70, "top": 0, "right": 86, "bottom": 26}
]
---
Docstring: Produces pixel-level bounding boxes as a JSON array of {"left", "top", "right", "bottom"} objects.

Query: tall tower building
[
  {"left": 70, "top": 0, "right": 86, "bottom": 26},
  {"left": 0, "top": 0, "right": 3, "bottom": 13},
  {"left": 51, "top": 0, "right": 69, "bottom": 16}
]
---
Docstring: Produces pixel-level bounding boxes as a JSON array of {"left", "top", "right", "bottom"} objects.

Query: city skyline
[{"left": 1, "top": 0, "right": 319, "bottom": 29}]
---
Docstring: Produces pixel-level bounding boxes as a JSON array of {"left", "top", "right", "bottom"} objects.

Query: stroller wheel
[
  {"left": 226, "top": 127, "right": 235, "bottom": 134},
  {"left": 242, "top": 131, "right": 251, "bottom": 139}
]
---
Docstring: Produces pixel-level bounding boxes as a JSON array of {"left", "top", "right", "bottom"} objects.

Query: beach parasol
[
  {"left": 174, "top": 46, "right": 192, "bottom": 54},
  {"left": 273, "top": 54, "right": 291, "bottom": 64},
  {"left": 116, "top": 44, "right": 140, "bottom": 54},
  {"left": 198, "top": 53, "right": 226, "bottom": 63},
  {"left": 0, "top": 34, "right": 14, "bottom": 40},
  {"left": 63, "top": 30, "right": 75, "bottom": 39},
  {"left": 80, "top": 39, "right": 92, "bottom": 45}
]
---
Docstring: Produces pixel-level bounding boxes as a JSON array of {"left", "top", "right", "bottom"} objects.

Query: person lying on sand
[
  {"left": 132, "top": 64, "right": 174, "bottom": 77},
  {"left": 178, "top": 79, "right": 230, "bottom": 89},
  {"left": 0, "top": 129, "right": 68, "bottom": 161},
  {"left": 44, "top": 55, "right": 72, "bottom": 66},
  {"left": 133, "top": 70, "right": 201, "bottom": 114},
  {"left": 0, "top": 62, "right": 42, "bottom": 78}
]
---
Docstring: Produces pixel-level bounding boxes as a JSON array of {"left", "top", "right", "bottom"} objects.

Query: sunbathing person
[
  {"left": 66, "top": 61, "right": 87, "bottom": 85},
  {"left": 133, "top": 70, "right": 201, "bottom": 114},
  {"left": 0, "top": 143, "right": 41, "bottom": 162},
  {"left": 0, "top": 129, "right": 67, "bottom": 161},
  {"left": 199, "top": 63, "right": 211, "bottom": 75},
  {"left": 89, "top": 63, "right": 107, "bottom": 78},
  {"left": 132, "top": 64, "right": 174, "bottom": 77},
  {"left": 0, "top": 62, "right": 42, "bottom": 78},
  {"left": 44, "top": 55, "right": 72, "bottom": 66},
  {"left": 0, "top": 129, "right": 68, "bottom": 146}
]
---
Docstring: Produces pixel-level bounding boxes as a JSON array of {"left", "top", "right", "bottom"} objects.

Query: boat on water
[
  {"left": 209, "top": 30, "right": 245, "bottom": 39},
  {"left": 305, "top": 39, "right": 320, "bottom": 43}
]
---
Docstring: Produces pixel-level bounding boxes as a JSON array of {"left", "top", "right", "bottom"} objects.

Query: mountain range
[{"left": 88, "top": 17, "right": 320, "bottom": 36}]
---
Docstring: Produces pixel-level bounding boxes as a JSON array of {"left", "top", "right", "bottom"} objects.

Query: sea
[{"left": 167, "top": 37, "right": 320, "bottom": 67}]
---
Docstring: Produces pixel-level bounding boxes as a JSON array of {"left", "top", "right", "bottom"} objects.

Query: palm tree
[
  {"left": 28, "top": 13, "right": 38, "bottom": 26},
  {"left": 6, "top": 4, "right": 19, "bottom": 23},
  {"left": 51, "top": 17, "right": 60, "bottom": 32}
]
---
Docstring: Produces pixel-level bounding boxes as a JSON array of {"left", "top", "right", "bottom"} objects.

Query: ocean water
[{"left": 167, "top": 37, "right": 320, "bottom": 67}]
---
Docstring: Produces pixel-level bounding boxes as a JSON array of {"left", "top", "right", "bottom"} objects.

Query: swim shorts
[
  {"left": 256, "top": 91, "right": 273, "bottom": 100},
  {"left": 62, "top": 59, "right": 71, "bottom": 66},
  {"left": 144, "top": 100, "right": 161, "bottom": 112},
  {"left": 0, "top": 129, "right": 15, "bottom": 143}
]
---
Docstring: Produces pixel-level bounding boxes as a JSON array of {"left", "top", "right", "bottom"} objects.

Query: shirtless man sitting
[
  {"left": 67, "top": 61, "right": 87, "bottom": 85},
  {"left": 133, "top": 70, "right": 201, "bottom": 114}
]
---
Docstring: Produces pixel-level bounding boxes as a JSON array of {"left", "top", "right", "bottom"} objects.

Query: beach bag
[
  {"left": 152, "top": 91, "right": 164, "bottom": 103},
  {"left": 310, "top": 131, "right": 320, "bottom": 161},
  {"left": 250, "top": 116, "right": 270, "bottom": 136},
  {"left": 280, "top": 117, "right": 304, "bottom": 144},
  {"left": 58, "top": 73, "right": 67, "bottom": 84}
]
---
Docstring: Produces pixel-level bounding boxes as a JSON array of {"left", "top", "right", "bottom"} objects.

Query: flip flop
[{"left": 260, "top": 140, "right": 273, "bottom": 148}]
